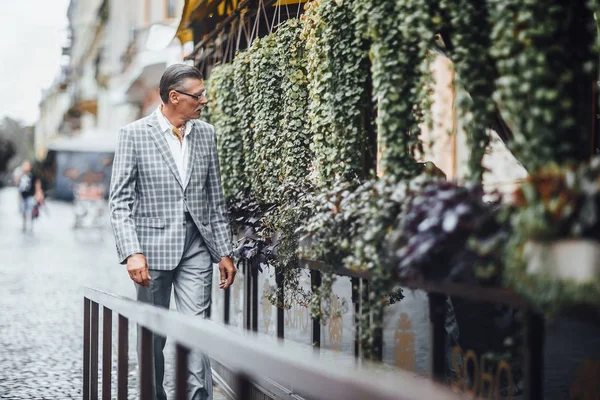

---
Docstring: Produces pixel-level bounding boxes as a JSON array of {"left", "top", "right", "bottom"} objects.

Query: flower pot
[{"left": 524, "top": 239, "right": 600, "bottom": 284}]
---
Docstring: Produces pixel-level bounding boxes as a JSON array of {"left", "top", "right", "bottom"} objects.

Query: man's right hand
[{"left": 127, "top": 253, "right": 151, "bottom": 287}]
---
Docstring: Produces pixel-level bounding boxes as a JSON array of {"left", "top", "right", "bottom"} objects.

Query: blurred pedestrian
[
  {"left": 109, "top": 64, "right": 235, "bottom": 400},
  {"left": 16, "top": 160, "right": 44, "bottom": 232}
]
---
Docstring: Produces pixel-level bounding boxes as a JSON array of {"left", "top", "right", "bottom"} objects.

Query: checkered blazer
[{"left": 109, "top": 112, "right": 232, "bottom": 270}]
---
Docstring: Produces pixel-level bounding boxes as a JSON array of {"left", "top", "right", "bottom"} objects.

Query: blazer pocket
[{"left": 135, "top": 217, "right": 165, "bottom": 229}]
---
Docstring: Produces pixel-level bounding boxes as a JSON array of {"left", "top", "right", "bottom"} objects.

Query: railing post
[
  {"left": 251, "top": 265, "right": 258, "bottom": 332},
  {"left": 117, "top": 314, "right": 128, "bottom": 400},
  {"left": 365, "top": 280, "right": 383, "bottom": 361},
  {"left": 244, "top": 261, "right": 252, "bottom": 331},
  {"left": 525, "top": 310, "right": 544, "bottom": 400},
  {"left": 91, "top": 301, "right": 100, "bottom": 400},
  {"left": 276, "top": 267, "right": 284, "bottom": 339},
  {"left": 429, "top": 293, "right": 447, "bottom": 383},
  {"left": 140, "top": 327, "right": 153, "bottom": 400},
  {"left": 176, "top": 344, "right": 189, "bottom": 400},
  {"left": 84, "top": 297, "right": 91, "bottom": 400},
  {"left": 224, "top": 280, "right": 231, "bottom": 325},
  {"left": 311, "top": 269, "right": 321, "bottom": 349},
  {"left": 351, "top": 277, "right": 360, "bottom": 360},
  {"left": 102, "top": 307, "right": 112, "bottom": 400},
  {"left": 235, "top": 372, "right": 253, "bottom": 400},
  {"left": 359, "top": 279, "right": 370, "bottom": 360}
]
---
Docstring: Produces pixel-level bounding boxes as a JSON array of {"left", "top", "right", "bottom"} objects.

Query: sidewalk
[{"left": 0, "top": 187, "right": 227, "bottom": 399}]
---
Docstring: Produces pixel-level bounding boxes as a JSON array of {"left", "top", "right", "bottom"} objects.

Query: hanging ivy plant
[
  {"left": 276, "top": 19, "right": 313, "bottom": 192},
  {"left": 490, "top": 0, "right": 598, "bottom": 170},
  {"left": 442, "top": 0, "right": 497, "bottom": 182},
  {"left": 354, "top": 0, "right": 436, "bottom": 181},
  {"left": 265, "top": 19, "right": 315, "bottom": 310},
  {"left": 202, "top": 78, "right": 214, "bottom": 125},
  {"left": 246, "top": 34, "right": 284, "bottom": 204},
  {"left": 232, "top": 50, "right": 254, "bottom": 199},
  {"left": 303, "top": 0, "right": 370, "bottom": 185},
  {"left": 207, "top": 63, "right": 247, "bottom": 200}
]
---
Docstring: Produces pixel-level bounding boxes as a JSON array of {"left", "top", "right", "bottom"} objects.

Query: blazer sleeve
[
  {"left": 109, "top": 128, "right": 142, "bottom": 264},
  {"left": 206, "top": 126, "right": 233, "bottom": 258}
]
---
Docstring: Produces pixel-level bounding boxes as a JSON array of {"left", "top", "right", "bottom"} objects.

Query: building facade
[{"left": 36, "top": 0, "right": 190, "bottom": 199}]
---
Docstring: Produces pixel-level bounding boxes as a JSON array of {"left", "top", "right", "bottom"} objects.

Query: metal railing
[
  {"left": 83, "top": 287, "right": 463, "bottom": 400},
  {"left": 224, "top": 259, "right": 545, "bottom": 400}
]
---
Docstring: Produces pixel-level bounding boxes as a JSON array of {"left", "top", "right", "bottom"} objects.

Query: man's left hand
[{"left": 218, "top": 257, "right": 236, "bottom": 290}]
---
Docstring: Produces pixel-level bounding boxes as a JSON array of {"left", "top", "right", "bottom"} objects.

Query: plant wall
[{"left": 204, "top": 0, "right": 600, "bottom": 352}]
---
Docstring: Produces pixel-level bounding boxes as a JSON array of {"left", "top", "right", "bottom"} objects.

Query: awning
[{"left": 175, "top": 0, "right": 205, "bottom": 43}]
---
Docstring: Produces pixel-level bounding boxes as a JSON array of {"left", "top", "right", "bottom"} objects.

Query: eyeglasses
[{"left": 174, "top": 89, "right": 207, "bottom": 101}]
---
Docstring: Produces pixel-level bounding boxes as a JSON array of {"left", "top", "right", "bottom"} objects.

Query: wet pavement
[{"left": 0, "top": 187, "right": 227, "bottom": 399}]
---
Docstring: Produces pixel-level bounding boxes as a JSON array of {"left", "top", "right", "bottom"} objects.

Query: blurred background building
[{"left": 35, "top": 0, "right": 190, "bottom": 200}]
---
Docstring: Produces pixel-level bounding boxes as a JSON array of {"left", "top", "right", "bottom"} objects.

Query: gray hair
[{"left": 159, "top": 64, "right": 203, "bottom": 104}]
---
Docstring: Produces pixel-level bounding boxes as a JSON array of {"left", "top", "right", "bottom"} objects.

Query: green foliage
[
  {"left": 207, "top": 63, "right": 247, "bottom": 199},
  {"left": 276, "top": 19, "right": 313, "bottom": 195},
  {"left": 247, "top": 35, "right": 284, "bottom": 203},
  {"left": 233, "top": 50, "right": 254, "bottom": 199},
  {"left": 207, "top": 20, "right": 315, "bottom": 311},
  {"left": 303, "top": 0, "right": 370, "bottom": 185},
  {"left": 299, "top": 175, "right": 425, "bottom": 356},
  {"left": 443, "top": 0, "right": 496, "bottom": 182},
  {"left": 204, "top": 0, "right": 600, "bottom": 343},
  {"left": 354, "top": 0, "right": 436, "bottom": 180},
  {"left": 490, "top": 0, "right": 597, "bottom": 170}
]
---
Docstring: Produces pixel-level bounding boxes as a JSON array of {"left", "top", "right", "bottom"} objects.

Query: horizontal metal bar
[
  {"left": 84, "top": 287, "right": 460, "bottom": 400},
  {"left": 299, "top": 259, "right": 530, "bottom": 309}
]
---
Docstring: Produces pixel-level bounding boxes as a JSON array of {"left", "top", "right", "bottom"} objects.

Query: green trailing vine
[
  {"left": 490, "top": 0, "right": 598, "bottom": 170},
  {"left": 247, "top": 34, "right": 284, "bottom": 204},
  {"left": 206, "top": 63, "right": 246, "bottom": 199},
  {"left": 232, "top": 50, "right": 254, "bottom": 199},
  {"left": 275, "top": 19, "right": 313, "bottom": 195},
  {"left": 354, "top": 0, "right": 436, "bottom": 181},
  {"left": 443, "top": 0, "right": 496, "bottom": 182},
  {"left": 303, "top": 0, "right": 370, "bottom": 186},
  {"left": 208, "top": 19, "right": 315, "bottom": 311},
  {"left": 265, "top": 19, "right": 315, "bottom": 310}
]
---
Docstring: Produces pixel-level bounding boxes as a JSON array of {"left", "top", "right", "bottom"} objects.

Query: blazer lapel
[
  {"left": 183, "top": 122, "right": 199, "bottom": 190},
  {"left": 147, "top": 114, "right": 184, "bottom": 189}
]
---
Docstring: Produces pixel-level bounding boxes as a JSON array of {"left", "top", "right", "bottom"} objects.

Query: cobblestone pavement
[{"left": 0, "top": 188, "right": 227, "bottom": 400}]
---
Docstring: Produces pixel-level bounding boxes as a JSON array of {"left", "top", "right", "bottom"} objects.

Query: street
[{"left": 0, "top": 187, "right": 226, "bottom": 399}]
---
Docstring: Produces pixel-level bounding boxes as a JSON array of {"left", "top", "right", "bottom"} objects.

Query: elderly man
[{"left": 109, "top": 64, "right": 236, "bottom": 400}]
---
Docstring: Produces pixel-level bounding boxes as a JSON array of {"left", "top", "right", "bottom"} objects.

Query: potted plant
[{"left": 512, "top": 158, "right": 600, "bottom": 284}]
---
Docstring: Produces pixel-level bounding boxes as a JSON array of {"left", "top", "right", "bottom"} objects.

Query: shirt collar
[{"left": 155, "top": 106, "right": 193, "bottom": 137}]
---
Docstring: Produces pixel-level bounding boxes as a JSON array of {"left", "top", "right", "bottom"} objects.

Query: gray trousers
[{"left": 136, "top": 215, "right": 213, "bottom": 400}]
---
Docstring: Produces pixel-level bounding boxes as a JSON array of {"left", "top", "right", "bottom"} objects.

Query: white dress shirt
[{"left": 155, "top": 107, "right": 192, "bottom": 183}]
